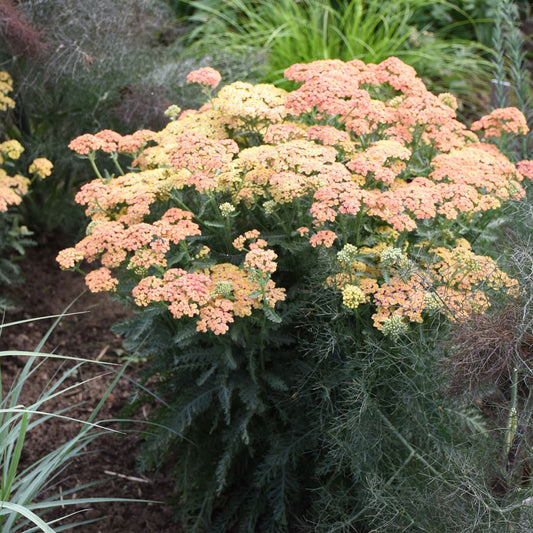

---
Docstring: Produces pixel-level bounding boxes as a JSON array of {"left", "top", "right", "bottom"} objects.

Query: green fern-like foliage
[
  {"left": 115, "top": 283, "right": 318, "bottom": 531},
  {"left": 114, "top": 257, "right": 523, "bottom": 531},
  {"left": 0, "top": 214, "right": 34, "bottom": 309}
]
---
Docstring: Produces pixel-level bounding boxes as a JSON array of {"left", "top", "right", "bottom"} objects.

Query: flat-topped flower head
[
  {"left": 367, "top": 56, "right": 427, "bottom": 96},
  {"left": 284, "top": 59, "right": 348, "bottom": 83},
  {"left": 244, "top": 248, "right": 278, "bottom": 274},
  {"left": 379, "top": 247, "right": 410, "bottom": 270},
  {"left": 438, "top": 92, "right": 458, "bottom": 110},
  {"left": 164, "top": 104, "right": 182, "bottom": 121},
  {"left": 380, "top": 314, "right": 409, "bottom": 338},
  {"left": 85, "top": 267, "right": 118, "bottom": 293},
  {"left": 337, "top": 243, "right": 359, "bottom": 264},
  {"left": 68, "top": 134, "right": 104, "bottom": 155},
  {"left": 28, "top": 158, "right": 53, "bottom": 179},
  {"left": 95, "top": 129, "right": 122, "bottom": 153},
  {"left": 168, "top": 132, "right": 238, "bottom": 192},
  {"left": 347, "top": 140, "right": 410, "bottom": 186},
  {"left": 56, "top": 247, "right": 84, "bottom": 270},
  {"left": 306, "top": 125, "right": 352, "bottom": 147},
  {"left": 517, "top": 160, "right": 533, "bottom": 180},
  {"left": 117, "top": 131, "right": 154, "bottom": 154},
  {"left": 424, "top": 292, "right": 442, "bottom": 312},
  {"left": 197, "top": 299, "right": 234, "bottom": 335},
  {"left": 0, "top": 140, "right": 24, "bottom": 160},
  {"left": 0, "top": 173, "right": 30, "bottom": 211},
  {"left": 264, "top": 123, "right": 307, "bottom": 144},
  {"left": 212, "top": 280, "right": 234, "bottom": 298},
  {"left": 213, "top": 82, "right": 288, "bottom": 127},
  {"left": 309, "top": 230, "right": 337, "bottom": 248},
  {"left": 219, "top": 202, "right": 236, "bottom": 217},
  {"left": 342, "top": 284, "right": 366, "bottom": 309},
  {"left": 430, "top": 144, "right": 525, "bottom": 208},
  {"left": 471, "top": 107, "right": 529, "bottom": 138},
  {"left": 186, "top": 67, "right": 222, "bottom": 88}
]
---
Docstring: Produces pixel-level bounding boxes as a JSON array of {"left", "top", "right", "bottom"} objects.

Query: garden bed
[
  {"left": 0, "top": 1, "right": 532, "bottom": 529},
  {"left": 1, "top": 237, "right": 178, "bottom": 532}
]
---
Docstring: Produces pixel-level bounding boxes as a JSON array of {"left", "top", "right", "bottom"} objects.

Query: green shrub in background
[
  {"left": 57, "top": 56, "right": 533, "bottom": 530},
  {"left": 180, "top": 0, "right": 492, "bottom": 113},
  {"left": 412, "top": 0, "right": 501, "bottom": 46}
]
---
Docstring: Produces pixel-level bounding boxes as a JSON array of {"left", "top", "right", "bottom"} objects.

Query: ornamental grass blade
[
  {"left": 2, "top": 411, "right": 29, "bottom": 502},
  {"left": 0, "top": 501, "right": 55, "bottom": 533}
]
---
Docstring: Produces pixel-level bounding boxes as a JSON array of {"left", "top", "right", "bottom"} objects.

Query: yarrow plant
[{"left": 58, "top": 58, "right": 532, "bottom": 529}]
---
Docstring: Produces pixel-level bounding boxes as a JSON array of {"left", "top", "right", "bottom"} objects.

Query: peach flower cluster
[
  {"left": 0, "top": 170, "right": 30, "bottom": 212},
  {"left": 471, "top": 107, "right": 529, "bottom": 138},
  {"left": 57, "top": 208, "right": 202, "bottom": 271},
  {"left": 186, "top": 67, "right": 222, "bottom": 88},
  {"left": 59, "top": 59, "right": 528, "bottom": 335},
  {"left": 129, "top": 262, "right": 285, "bottom": 335},
  {"left": 69, "top": 129, "right": 155, "bottom": 156}
]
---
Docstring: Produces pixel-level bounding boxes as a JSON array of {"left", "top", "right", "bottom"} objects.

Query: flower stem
[
  {"left": 505, "top": 366, "right": 519, "bottom": 458},
  {"left": 88, "top": 153, "right": 105, "bottom": 182},
  {"left": 110, "top": 153, "right": 125, "bottom": 176}
]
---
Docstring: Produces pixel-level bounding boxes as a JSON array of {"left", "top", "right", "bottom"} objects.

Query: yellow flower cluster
[
  {"left": 0, "top": 72, "right": 15, "bottom": 112},
  {"left": 28, "top": 158, "right": 53, "bottom": 179},
  {"left": 342, "top": 284, "right": 366, "bottom": 309},
  {"left": 213, "top": 82, "right": 288, "bottom": 131},
  {"left": 0, "top": 71, "right": 52, "bottom": 213},
  {"left": 0, "top": 140, "right": 24, "bottom": 160}
]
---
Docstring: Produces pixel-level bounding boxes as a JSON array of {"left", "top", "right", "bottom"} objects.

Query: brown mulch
[{"left": 1, "top": 238, "right": 180, "bottom": 533}]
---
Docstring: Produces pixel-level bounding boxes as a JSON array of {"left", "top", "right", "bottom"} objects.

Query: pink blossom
[{"left": 186, "top": 67, "right": 222, "bottom": 88}]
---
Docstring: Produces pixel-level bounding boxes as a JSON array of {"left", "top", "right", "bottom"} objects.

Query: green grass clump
[
  {"left": 0, "top": 312, "right": 138, "bottom": 532},
  {"left": 183, "top": 0, "right": 492, "bottom": 110}
]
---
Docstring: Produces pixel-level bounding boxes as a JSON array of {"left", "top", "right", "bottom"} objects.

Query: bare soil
[{"left": 1, "top": 238, "right": 180, "bottom": 532}]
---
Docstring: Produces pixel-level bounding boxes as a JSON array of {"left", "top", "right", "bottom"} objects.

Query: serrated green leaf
[
  {"left": 224, "top": 345, "right": 237, "bottom": 370},
  {"left": 263, "top": 306, "right": 282, "bottom": 323},
  {"left": 196, "top": 364, "right": 217, "bottom": 386},
  {"left": 202, "top": 220, "right": 226, "bottom": 228}
]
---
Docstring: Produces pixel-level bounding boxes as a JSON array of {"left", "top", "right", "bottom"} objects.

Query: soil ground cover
[{"left": 1, "top": 237, "right": 179, "bottom": 532}]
